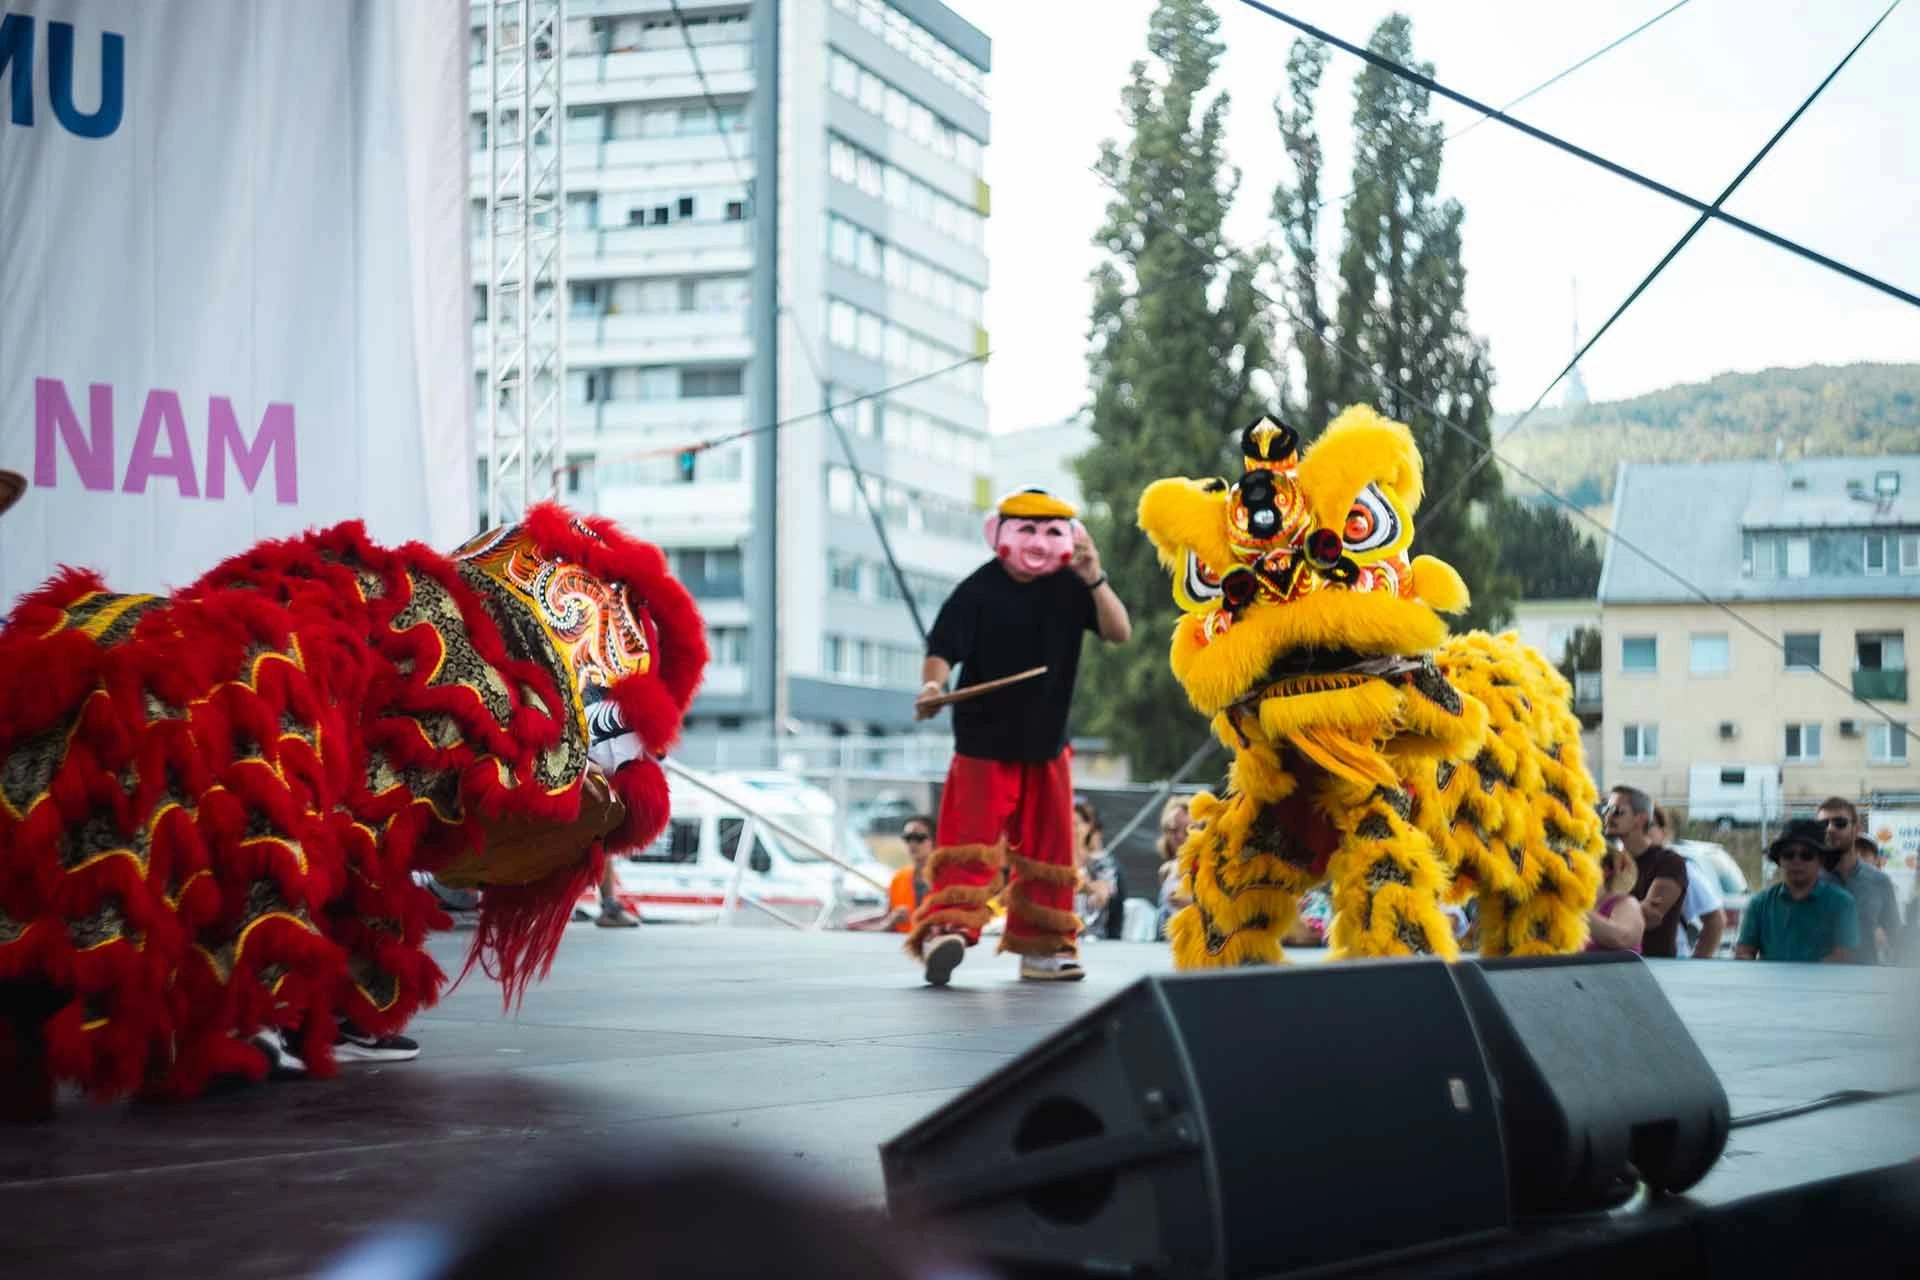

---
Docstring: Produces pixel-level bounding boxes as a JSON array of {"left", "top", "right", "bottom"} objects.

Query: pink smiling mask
[{"left": 985, "top": 512, "right": 1081, "bottom": 578}]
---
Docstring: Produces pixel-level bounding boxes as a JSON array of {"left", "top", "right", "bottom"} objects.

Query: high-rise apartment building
[{"left": 469, "top": 0, "right": 993, "bottom": 763}]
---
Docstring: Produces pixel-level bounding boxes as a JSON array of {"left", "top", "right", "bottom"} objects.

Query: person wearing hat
[
  {"left": 1734, "top": 818, "right": 1862, "bottom": 963},
  {"left": 905, "top": 488, "right": 1131, "bottom": 985}
]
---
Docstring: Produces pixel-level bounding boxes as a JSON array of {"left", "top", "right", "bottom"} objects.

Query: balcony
[{"left": 1853, "top": 668, "right": 1908, "bottom": 702}]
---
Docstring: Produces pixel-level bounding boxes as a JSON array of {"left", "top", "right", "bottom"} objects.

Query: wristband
[{"left": 1087, "top": 573, "right": 1109, "bottom": 591}]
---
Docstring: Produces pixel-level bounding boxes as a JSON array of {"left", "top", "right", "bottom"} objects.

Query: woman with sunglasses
[
  {"left": 1734, "top": 818, "right": 1861, "bottom": 963},
  {"left": 848, "top": 816, "right": 937, "bottom": 933}
]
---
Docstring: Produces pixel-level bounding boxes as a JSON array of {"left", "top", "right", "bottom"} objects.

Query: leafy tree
[
  {"left": 1495, "top": 496, "right": 1602, "bottom": 600},
  {"left": 1557, "top": 625, "right": 1602, "bottom": 682},
  {"left": 1272, "top": 17, "right": 1515, "bottom": 630},
  {"left": 1073, "top": 0, "right": 1275, "bottom": 779}
]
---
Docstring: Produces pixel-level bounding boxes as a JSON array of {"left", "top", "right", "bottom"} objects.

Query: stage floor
[{"left": 3, "top": 926, "right": 1917, "bottom": 1277}]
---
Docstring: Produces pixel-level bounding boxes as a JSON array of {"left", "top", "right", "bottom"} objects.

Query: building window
[
  {"left": 1783, "top": 632, "right": 1820, "bottom": 670},
  {"left": 1858, "top": 631, "right": 1906, "bottom": 673},
  {"left": 828, "top": 552, "right": 862, "bottom": 595},
  {"left": 827, "top": 467, "right": 856, "bottom": 514},
  {"left": 1865, "top": 534, "right": 1889, "bottom": 576},
  {"left": 677, "top": 196, "right": 695, "bottom": 219},
  {"left": 1869, "top": 721, "right": 1909, "bottom": 765},
  {"left": 1784, "top": 722, "right": 1822, "bottom": 763},
  {"left": 681, "top": 366, "right": 743, "bottom": 398},
  {"left": 1621, "top": 723, "right": 1658, "bottom": 763},
  {"left": 1901, "top": 534, "right": 1920, "bottom": 575},
  {"left": 1785, "top": 536, "right": 1811, "bottom": 578},
  {"left": 1621, "top": 635, "right": 1657, "bottom": 673},
  {"left": 1689, "top": 633, "right": 1729, "bottom": 675},
  {"left": 822, "top": 635, "right": 846, "bottom": 676}
]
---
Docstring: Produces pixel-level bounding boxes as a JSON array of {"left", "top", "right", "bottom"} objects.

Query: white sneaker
[
  {"left": 923, "top": 933, "right": 966, "bottom": 987},
  {"left": 248, "top": 1029, "right": 309, "bottom": 1080},
  {"left": 1018, "top": 954, "right": 1086, "bottom": 982}
]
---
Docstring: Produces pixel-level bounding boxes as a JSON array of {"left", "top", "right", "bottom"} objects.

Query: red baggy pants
[{"left": 905, "top": 748, "right": 1080, "bottom": 960}]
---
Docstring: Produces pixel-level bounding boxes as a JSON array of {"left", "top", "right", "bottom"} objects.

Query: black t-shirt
[
  {"left": 1631, "top": 845, "right": 1691, "bottom": 958},
  {"left": 926, "top": 561, "right": 1097, "bottom": 763}
]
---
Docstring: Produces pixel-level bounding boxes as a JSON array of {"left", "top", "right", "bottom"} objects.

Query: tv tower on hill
[{"left": 1563, "top": 277, "right": 1590, "bottom": 408}]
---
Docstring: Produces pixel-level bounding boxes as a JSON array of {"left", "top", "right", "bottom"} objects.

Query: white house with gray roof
[{"left": 1596, "top": 455, "right": 1920, "bottom": 816}]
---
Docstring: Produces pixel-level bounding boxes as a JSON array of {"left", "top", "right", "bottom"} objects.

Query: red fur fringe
[{"left": 0, "top": 505, "right": 706, "bottom": 1103}]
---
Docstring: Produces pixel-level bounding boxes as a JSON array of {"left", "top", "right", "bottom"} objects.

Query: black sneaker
[{"left": 335, "top": 1020, "right": 421, "bottom": 1063}]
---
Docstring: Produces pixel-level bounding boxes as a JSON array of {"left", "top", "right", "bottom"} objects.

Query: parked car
[{"left": 1673, "top": 838, "right": 1749, "bottom": 955}]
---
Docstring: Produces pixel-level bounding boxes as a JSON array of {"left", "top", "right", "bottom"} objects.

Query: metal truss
[{"left": 482, "top": 0, "right": 567, "bottom": 529}]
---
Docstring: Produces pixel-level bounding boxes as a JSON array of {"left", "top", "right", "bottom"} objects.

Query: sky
[{"left": 942, "top": 0, "right": 1920, "bottom": 433}]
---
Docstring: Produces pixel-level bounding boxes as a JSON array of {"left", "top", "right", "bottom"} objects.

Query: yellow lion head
[{"left": 1137, "top": 405, "right": 1472, "bottom": 722}]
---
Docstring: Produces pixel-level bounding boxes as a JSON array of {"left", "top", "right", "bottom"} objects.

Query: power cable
[
  {"left": 1232, "top": 0, "right": 1920, "bottom": 312},
  {"left": 782, "top": 305, "right": 934, "bottom": 643},
  {"left": 1426, "top": 0, "right": 1904, "bottom": 518},
  {"left": 1730, "top": 1084, "right": 1920, "bottom": 1130},
  {"left": 666, "top": 0, "right": 753, "bottom": 199},
  {"left": 1085, "top": 159, "right": 1920, "bottom": 747},
  {"left": 1312, "top": 0, "right": 1698, "bottom": 216},
  {"left": 557, "top": 353, "right": 989, "bottom": 481}
]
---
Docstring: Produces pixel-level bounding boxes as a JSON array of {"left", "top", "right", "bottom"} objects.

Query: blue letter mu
[{"left": 0, "top": 13, "right": 125, "bottom": 139}]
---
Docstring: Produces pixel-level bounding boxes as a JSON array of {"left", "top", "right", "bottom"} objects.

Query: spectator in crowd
[
  {"left": 1603, "top": 786, "right": 1688, "bottom": 957},
  {"left": 1737, "top": 818, "right": 1860, "bottom": 963},
  {"left": 1817, "top": 797, "right": 1899, "bottom": 963},
  {"left": 1651, "top": 806, "right": 1725, "bottom": 959},
  {"left": 1073, "top": 797, "right": 1121, "bottom": 940},
  {"left": 1585, "top": 842, "right": 1646, "bottom": 953},
  {"left": 847, "top": 815, "right": 934, "bottom": 933},
  {"left": 1155, "top": 796, "right": 1194, "bottom": 940}
]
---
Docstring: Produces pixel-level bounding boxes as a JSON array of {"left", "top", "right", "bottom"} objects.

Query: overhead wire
[
  {"left": 1311, "top": 0, "right": 1698, "bottom": 216},
  {"left": 1083, "top": 156, "right": 1920, "bottom": 746},
  {"left": 667, "top": 0, "right": 958, "bottom": 642},
  {"left": 1231, "top": 0, "right": 1920, "bottom": 312},
  {"left": 1425, "top": 0, "right": 1905, "bottom": 518}
]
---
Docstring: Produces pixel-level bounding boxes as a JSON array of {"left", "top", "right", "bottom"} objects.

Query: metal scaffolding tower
[{"left": 482, "top": 0, "right": 567, "bottom": 529}]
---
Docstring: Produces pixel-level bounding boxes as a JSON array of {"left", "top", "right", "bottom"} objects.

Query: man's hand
[
  {"left": 1071, "top": 524, "right": 1103, "bottom": 586},
  {"left": 914, "top": 681, "right": 944, "bottom": 721}
]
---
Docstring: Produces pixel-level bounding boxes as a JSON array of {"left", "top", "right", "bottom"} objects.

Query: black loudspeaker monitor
[
  {"left": 1453, "top": 951, "right": 1730, "bottom": 1213},
  {"left": 880, "top": 953, "right": 1729, "bottom": 1279},
  {"left": 882, "top": 960, "right": 1511, "bottom": 1278}
]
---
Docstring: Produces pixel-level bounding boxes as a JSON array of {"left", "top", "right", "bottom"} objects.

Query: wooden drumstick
[{"left": 918, "top": 666, "right": 1048, "bottom": 709}]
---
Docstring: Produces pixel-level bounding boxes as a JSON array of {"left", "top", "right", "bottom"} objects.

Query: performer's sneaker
[
  {"left": 923, "top": 933, "right": 966, "bottom": 987},
  {"left": 596, "top": 900, "right": 641, "bottom": 928},
  {"left": 1019, "top": 954, "right": 1085, "bottom": 982},
  {"left": 334, "top": 1020, "right": 421, "bottom": 1063},
  {"left": 248, "top": 1029, "right": 309, "bottom": 1081}
]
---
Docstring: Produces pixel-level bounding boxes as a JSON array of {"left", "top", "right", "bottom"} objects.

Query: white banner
[
  {"left": 1863, "top": 809, "right": 1920, "bottom": 907},
  {"left": 0, "top": 0, "right": 474, "bottom": 608}
]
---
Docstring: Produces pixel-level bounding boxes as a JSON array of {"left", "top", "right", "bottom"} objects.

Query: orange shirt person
[{"left": 848, "top": 816, "right": 934, "bottom": 932}]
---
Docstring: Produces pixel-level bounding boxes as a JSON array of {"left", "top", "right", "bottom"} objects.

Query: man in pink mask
[{"left": 906, "top": 488, "right": 1132, "bottom": 984}]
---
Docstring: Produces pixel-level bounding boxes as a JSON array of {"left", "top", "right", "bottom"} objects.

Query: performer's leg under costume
[{"left": 906, "top": 750, "right": 1078, "bottom": 959}]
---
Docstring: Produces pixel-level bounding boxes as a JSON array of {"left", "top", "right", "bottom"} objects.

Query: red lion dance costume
[{"left": 0, "top": 500, "right": 706, "bottom": 1115}]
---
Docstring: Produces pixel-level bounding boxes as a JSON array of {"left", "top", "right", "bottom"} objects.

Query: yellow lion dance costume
[{"left": 1138, "top": 407, "right": 1604, "bottom": 967}]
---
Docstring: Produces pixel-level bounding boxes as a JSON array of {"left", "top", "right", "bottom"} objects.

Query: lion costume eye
[
  {"left": 1342, "top": 484, "right": 1400, "bottom": 554},
  {"left": 1180, "top": 550, "right": 1223, "bottom": 605}
]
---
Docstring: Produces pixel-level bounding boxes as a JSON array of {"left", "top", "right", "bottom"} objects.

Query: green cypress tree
[
  {"left": 1074, "top": 0, "right": 1275, "bottom": 779},
  {"left": 1273, "top": 16, "right": 1516, "bottom": 630}
]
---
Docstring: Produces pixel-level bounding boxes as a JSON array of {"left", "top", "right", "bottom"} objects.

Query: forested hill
[{"left": 1495, "top": 363, "right": 1920, "bottom": 513}]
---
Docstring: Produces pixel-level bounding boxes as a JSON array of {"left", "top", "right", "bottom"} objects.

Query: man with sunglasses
[
  {"left": 1816, "top": 797, "right": 1898, "bottom": 963},
  {"left": 1735, "top": 818, "right": 1860, "bottom": 963},
  {"left": 1603, "top": 787, "right": 1689, "bottom": 958}
]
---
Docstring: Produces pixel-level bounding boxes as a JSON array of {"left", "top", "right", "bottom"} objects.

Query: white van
[
  {"left": 1687, "top": 763, "right": 1783, "bottom": 827},
  {"left": 581, "top": 768, "right": 890, "bottom": 927}
]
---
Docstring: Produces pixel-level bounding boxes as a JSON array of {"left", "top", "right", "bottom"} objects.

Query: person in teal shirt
[{"left": 1736, "top": 819, "right": 1861, "bottom": 963}]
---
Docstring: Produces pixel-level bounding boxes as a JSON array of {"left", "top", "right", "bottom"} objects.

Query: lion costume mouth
[{"left": 1232, "top": 647, "right": 1431, "bottom": 707}]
